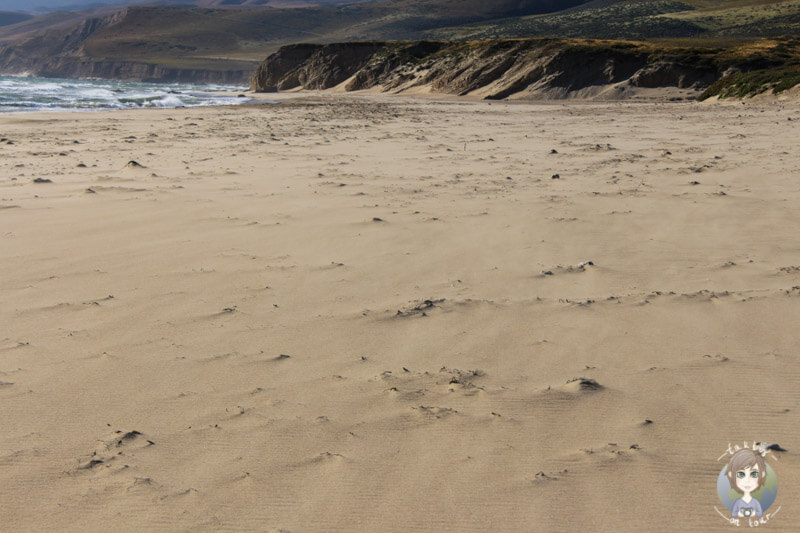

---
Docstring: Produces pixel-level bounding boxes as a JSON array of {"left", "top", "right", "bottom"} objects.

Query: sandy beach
[{"left": 1, "top": 93, "right": 799, "bottom": 531}]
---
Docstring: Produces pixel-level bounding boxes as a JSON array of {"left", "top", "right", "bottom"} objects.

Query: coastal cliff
[
  {"left": 32, "top": 59, "right": 252, "bottom": 85},
  {"left": 0, "top": 55, "right": 253, "bottom": 85},
  {"left": 250, "top": 39, "right": 800, "bottom": 100},
  {"left": 0, "top": 9, "right": 255, "bottom": 85}
]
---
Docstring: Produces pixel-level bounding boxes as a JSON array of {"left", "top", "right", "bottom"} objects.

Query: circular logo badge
[{"left": 717, "top": 452, "right": 778, "bottom": 519}]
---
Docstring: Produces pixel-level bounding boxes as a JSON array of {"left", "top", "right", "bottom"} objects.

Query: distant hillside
[
  {"left": 427, "top": 0, "right": 800, "bottom": 40},
  {"left": 0, "top": 10, "right": 30, "bottom": 26},
  {"left": 0, "top": 11, "right": 94, "bottom": 43},
  {"left": 0, "top": 0, "right": 371, "bottom": 15},
  {"left": 0, "top": 0, "right": 594, "bottom": 82},
  {"left": 0, "top": 0, "right": 797, "bottom": 83},
  {"left": 193, "top": 0, "right": 377, "bottom": 6}
]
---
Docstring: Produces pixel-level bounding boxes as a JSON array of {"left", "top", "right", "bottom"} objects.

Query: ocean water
[{"left": 0, "top": 75, "right": 250, "bottom": 112}]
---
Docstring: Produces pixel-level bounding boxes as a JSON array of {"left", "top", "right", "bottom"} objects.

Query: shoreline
[{"left": 0, "top": 74, "right": 796, "bottom": 118}]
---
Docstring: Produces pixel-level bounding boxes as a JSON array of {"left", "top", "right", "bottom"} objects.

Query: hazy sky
[{"left": 0, "top": 0, "right": 144, "bottom": 12}]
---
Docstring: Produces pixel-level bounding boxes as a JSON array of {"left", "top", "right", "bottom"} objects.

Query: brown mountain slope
[
  {"left": 0, "top": 11, "right": 92, "bottom": 43},
  {"left": 79, "top": 0, "right": 593, "bottom": 61},
  {"left": 0, "top": 0, "right": 796, "bottom": 84},
  {"left": 193, "top": 0, "right": 377, "bottom": 6},
  {"left": 0, "top": 0, "right": 594, "bottom": 82},
  {"left": 427, "top": 0, "right": 800, "bottom": 41}
]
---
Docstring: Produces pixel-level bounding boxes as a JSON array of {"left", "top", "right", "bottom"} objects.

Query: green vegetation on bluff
[
  {"left": 696, "top": 36, "right": 800, "bottom": 98},
  {"left": 428, "top": 1, "right": 704, "bottom": 40},
  {"left": 427, "top": 0, "right": 800, "bottom": 41}
]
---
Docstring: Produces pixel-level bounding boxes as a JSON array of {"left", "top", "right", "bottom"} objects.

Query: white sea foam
[{"left": 0, "top": 75, "right": 250, "bottom": 112}]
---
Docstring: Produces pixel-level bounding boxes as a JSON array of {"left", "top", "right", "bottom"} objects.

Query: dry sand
[{"left": 1, "top": 93, "right": 799, "bottom": 531}]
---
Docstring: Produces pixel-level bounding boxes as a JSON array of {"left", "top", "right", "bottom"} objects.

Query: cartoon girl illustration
[{"left": 725, "top": 448, "right": 767, "bottom": 518}]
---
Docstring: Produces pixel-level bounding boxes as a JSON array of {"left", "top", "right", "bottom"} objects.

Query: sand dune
[{"left": 1, "top": 94, "right": 798, "bottom": 531}]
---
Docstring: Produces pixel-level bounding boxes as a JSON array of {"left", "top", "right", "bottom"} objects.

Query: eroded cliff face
[
  {"left": 249, "top": 42, "right": 387, "bottom": 92},
  {"left": 0, "top": 55, "right": 252, "bottom": 84},
  {"left": 0, "top": 9, "right": 252, "bottom": 85},
  {"left": 34, "top": 59, "right": 252, "bottom": 85},
  {"left": 250, "top": 39, "right": 726, "bottom": 99}
]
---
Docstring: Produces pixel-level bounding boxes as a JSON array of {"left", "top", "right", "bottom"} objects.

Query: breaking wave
[{"left": 0, "top": 75, "right": 250, "bottom": 112}]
